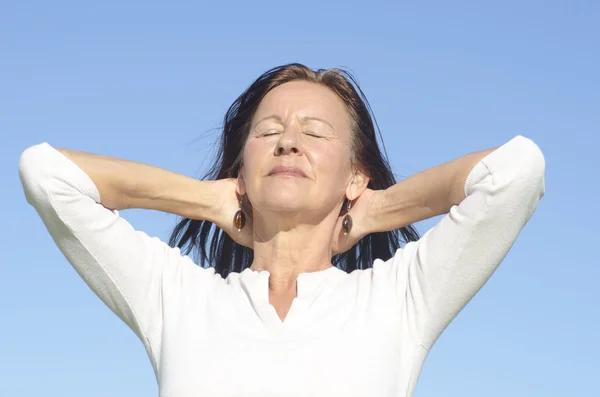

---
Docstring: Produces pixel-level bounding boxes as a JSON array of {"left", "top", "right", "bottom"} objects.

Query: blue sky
[{"left": 2, "top": 1, "right": 598, "bottom": 396}]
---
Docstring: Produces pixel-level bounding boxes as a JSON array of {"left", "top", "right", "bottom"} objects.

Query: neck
[{"left": 250, "top": 212, "right": 336, "bottom": 294}]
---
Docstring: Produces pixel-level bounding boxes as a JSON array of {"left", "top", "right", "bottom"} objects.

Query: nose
[{"left": 275, "top": 127, "right": 303, "bottom": 156}]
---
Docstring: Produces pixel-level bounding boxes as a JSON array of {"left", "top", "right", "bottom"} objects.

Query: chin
[
  {"left": 253, "top": 192, "right": 306, "bottom": 213},
  {"left": 265, "top": 198, "right": 305, "bottom": 213}
]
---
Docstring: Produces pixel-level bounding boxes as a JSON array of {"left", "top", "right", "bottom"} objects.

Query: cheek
[
  {"left": 242, "top": 140, "right": 263, "bottom": 175},
  {"left": 311, "top": 143, "right": 352, "bottom": 181},
  {"left": 241, "top": 139, "right": 271, "bottom": 195}
]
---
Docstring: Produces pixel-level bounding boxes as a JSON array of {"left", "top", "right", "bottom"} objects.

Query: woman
[{"left": 19, "top": 63, "right": 545, "bottom": 396}]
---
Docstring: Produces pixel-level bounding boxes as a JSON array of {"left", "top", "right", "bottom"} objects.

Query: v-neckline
[
  {"left": 269, "top": 292, "right": 296, "bottom": 323},
  {"left": 238, "top": 266, "right": 343, "bottom": 330}
]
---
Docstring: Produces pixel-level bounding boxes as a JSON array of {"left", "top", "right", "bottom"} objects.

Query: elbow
[
  {"left": 18, "top": 143, "right": 53, "bottom": 203},
  {"left": 512, "top": 136, "right": 546, "bottom": 200},
  {"left": 523, "top": 137, "right": 546, "bottom": 199}
]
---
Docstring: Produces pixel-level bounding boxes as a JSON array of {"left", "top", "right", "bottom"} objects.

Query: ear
[
  {"left": 236, "top": 167, "right": 247, "bottom": 196},
  {"left": 346, "top": 168, "right": 370, "bottom": 201}
]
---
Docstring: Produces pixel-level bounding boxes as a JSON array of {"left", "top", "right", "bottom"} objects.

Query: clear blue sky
[{"left": 2, "top": 1, "right": 598, "bottom": 396}]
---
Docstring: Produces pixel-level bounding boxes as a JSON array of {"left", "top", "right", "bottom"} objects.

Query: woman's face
[{"left": 240, "top": 80, "right": 356, "bottom": 218}]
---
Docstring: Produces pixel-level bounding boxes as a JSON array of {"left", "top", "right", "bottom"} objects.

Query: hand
[
  {"left": 331, "top": 188, "right": 381, "bottom": 256},
  {"left": 211, "top": 178, "right": 253, "bottom": 249}
]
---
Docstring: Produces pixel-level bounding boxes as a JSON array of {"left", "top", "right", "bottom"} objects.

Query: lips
[{"left": 268, "top": 165, "right": 307, "bottom": 178}]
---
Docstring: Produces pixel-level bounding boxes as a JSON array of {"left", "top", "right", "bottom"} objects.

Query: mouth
[{"left": 268, "top": 165, "right": 307, "bottom": 178}]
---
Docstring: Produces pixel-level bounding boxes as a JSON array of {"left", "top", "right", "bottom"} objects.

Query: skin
[
  {"left": 55, "top": 80, "right": 497, "bottom": 322},
  {"left": 236, "top": 80, "right": 369, "bottom": 305}
]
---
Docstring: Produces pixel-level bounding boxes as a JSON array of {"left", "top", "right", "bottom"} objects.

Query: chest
[
  {"left": 160, "top": 323, "right": 405, "bottom": 397},
  {"left": 157, "top": 269, "right": 419, "bottom": 396}
]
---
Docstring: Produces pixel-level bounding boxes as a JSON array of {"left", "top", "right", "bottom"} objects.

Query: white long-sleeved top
[{"left": 19, "top": 135, "right": 545, "bottom": 397}]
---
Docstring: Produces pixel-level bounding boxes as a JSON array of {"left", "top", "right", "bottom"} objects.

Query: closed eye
[
  {"left": 305, "top": 131, "right": 322, "bottom": 138},
  {"left": 261, "top": 130, "right": 280, "bottom": 137}
]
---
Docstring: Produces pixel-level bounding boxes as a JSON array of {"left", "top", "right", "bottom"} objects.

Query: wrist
[
  {"left": 359, "top": 189, "right": 385, "bottom": 235},
  {"left": 370, "top": 181, "right": 432, "bottom": 233},
  {"left": 193, "top": 180, "right": 223, "bottom": 223}
]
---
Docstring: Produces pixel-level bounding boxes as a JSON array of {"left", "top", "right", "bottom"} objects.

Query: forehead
[{"left": 253, "top": 81, "right": 349, "bottom": 125}]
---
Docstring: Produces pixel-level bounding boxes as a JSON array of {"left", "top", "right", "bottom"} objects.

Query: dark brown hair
[{"left": 169, "top": 63, "right": 419, "bottom": 277}]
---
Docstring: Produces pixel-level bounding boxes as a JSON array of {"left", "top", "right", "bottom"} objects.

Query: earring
[
  {"left": 342, "top": 199, "right": 353, "bottom": 236},
  {"left": 233, "top": 196, "right": 246, "bottom": 232}
]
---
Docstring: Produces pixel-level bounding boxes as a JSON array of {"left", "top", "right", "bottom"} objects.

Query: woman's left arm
[
  {"left": 364, "top": 145, "right": 499, "bottom": 235},
  {"left": 367, "top": 135, "right": 545, "bottom": 349}
]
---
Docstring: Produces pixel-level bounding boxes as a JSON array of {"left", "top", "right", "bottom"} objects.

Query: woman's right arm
[
  {"left": 18, "top": 143, "right": 235, "bottom": 375},
  {"left": 54, "top": 146, "right": 221, "bottom": 220}
]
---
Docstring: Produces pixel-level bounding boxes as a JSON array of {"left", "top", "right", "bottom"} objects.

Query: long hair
[{"left": 169, "top": 63, "right": 420, "bottom": 278}]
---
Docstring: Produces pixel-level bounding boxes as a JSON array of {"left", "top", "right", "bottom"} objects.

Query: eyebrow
[{"left": 253, "top": 114, "right": 335, "bottom": 130}]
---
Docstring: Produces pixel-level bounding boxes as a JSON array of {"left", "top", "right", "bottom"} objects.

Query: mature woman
[{"left": 19, "top": 63, "right": 545, "bottom": 396}]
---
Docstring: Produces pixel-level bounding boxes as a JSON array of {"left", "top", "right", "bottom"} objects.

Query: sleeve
[
  {"left": 18, "top": 142, "right": 211, "bottom": 375},
  {"left": 394, "top": 135, "right": 546, "bottom": 350}
]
